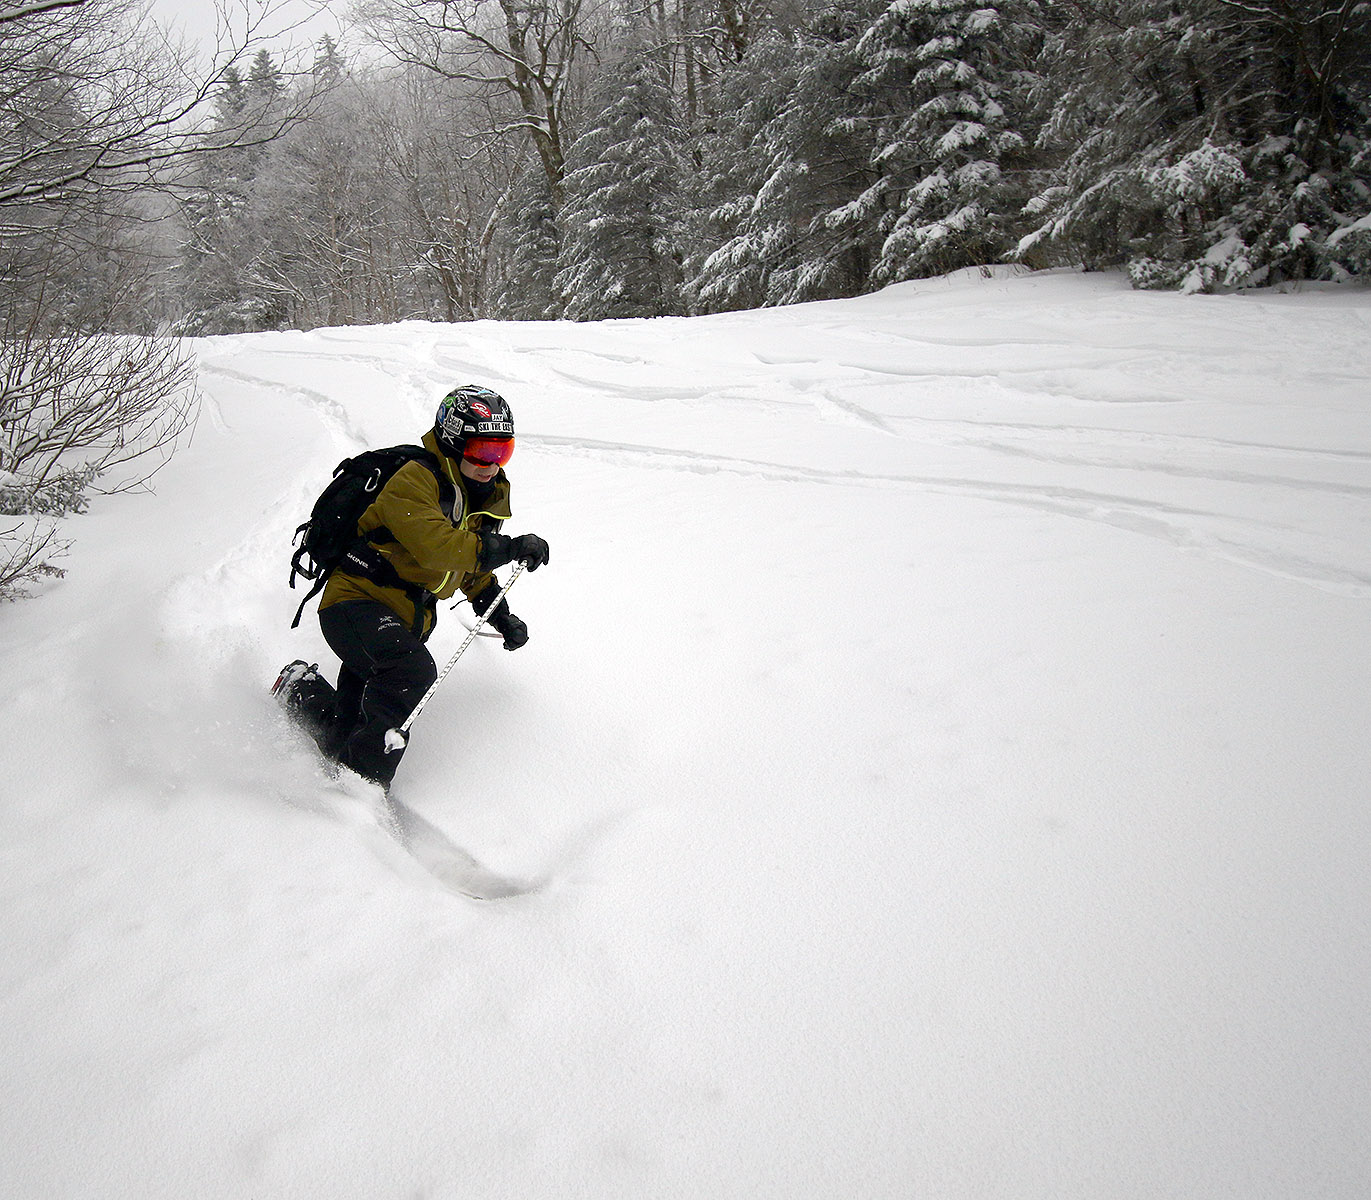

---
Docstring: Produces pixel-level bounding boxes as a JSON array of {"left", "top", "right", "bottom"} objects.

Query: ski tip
[{"left": 451, "top": 873, "right": 544, "bottom": 902}]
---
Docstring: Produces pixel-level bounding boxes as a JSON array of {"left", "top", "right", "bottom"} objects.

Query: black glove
[
  {"left": 479, "top": 531, "right": 550, "bottom": 572},
  {"left": 470, "top": 580, "right": 529, "bottom": 650},
  {"left": 489, "top": 608, "right": 529, "bottom": 651}
]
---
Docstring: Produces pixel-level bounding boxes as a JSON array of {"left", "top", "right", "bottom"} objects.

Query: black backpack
[{"left": 288, "top": 445, "right": 452, "bottom": 629}]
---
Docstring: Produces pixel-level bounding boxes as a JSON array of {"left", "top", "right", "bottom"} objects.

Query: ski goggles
[{"left": 463, "top": 436, "right": 514, "bottom": 467}]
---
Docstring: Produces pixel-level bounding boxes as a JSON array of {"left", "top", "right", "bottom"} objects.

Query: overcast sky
[{"left": 148, "top": 0, "right": 347, "bottom": 62}]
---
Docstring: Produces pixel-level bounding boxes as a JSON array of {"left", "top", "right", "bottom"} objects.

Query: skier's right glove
[{"left": 479, "top": 531, "right": 550, "bottom": 572}]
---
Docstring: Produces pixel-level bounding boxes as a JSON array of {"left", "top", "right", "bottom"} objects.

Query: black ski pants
[{"left": 316, "top": 598, "right": 437, "bottom": 788}]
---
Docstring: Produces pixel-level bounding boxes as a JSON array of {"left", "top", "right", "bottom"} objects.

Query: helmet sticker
[
  {"left": 437, "top": 397, "right": 467, "bottom": 440},
  {"left": 436, "top": 385, "right": 513, "bottom": 447}
]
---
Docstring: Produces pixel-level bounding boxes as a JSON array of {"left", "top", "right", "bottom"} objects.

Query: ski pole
[{"left": 383, "top": 562, "right": 525, "bottom": 754}]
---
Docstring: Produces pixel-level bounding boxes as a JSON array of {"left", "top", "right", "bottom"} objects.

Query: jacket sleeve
[
  {"left": 460, "top": 515, "right": 507, "bottom": 605},
  {"left": 368, "top": 461, "right": 483, "bottom": 592}
]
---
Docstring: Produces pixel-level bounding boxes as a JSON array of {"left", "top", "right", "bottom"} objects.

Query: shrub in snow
[
  {"left": 0, "top": 464, "right": 100, "bottom": 519},
  {"left": 0, "top": 519, "right": 66, "bottom": 601},
  {"left": 0, "top": 332, "right": 197, "bottom": 600},
  {"left": 1127, "top": 257, "right": 1188, "bottom": 291},
  {"left": 1326, "top": 214, "right": 1371, "bottom": 278}
]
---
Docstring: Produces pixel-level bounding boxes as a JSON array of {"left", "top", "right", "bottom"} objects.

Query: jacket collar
[{"left": 422, "top": 429, "right": 511, "bottom": 520}]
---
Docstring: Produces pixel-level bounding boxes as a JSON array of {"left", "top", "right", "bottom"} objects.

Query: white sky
[{"left": 148, "top": 0, "right": 348, "bottom": 63}]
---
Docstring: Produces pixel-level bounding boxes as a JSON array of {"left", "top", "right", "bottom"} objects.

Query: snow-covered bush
[
  {"left": 1127, "top": 257, "right": 1188, "bottom": 291},
  {"left": 1326, "top": 215, "right": 1371, "bottom": 278},
  {"left": 0, "top": 519, "right": 66, "bottom": 601},
  {"left": 0, "top": 331, "right": 197, "bottom": 600},
  {"left": 0, "top": 464, "right": 100, "bottom": 519}
]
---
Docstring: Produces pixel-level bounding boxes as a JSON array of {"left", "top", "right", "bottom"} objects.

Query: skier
[{"left": 273, "top": 384, "right": 550, "bottom": 791}]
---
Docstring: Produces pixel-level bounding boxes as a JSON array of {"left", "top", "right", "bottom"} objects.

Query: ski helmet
[{"left": 434, "top": 385, "right": 515, "bottom": 461}]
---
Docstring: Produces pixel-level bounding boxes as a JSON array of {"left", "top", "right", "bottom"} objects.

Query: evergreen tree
[
  {"left": 851, "top": 0, "right": 1034, "bottom": 281},
  {"left": 161, "top": 0, "right": 1369, "bottom": 329},
  {"left": 312, "top": 35, "right": 345, "bottom": 89},
  {"left": 214, "top": 65, "right": 248, "bottom": 127},
  {"left": 554, "top": 46, "right": 685, "bottom": 320},
  {"left": 495, "top": 167, "right": 562, "bottom": 320},
  {"left": 684, "top": 33, "right": 803, "bottom": 313},
  {"left": 754, "top": 0, "right": 886, "bottom": 305},
  {"left": 1021, "top": 0, "right": 1371, "bottom": 290},
  {"left": 1020, "top": 1, "right": 1234, "bottom": 278},
  {"left": 696, "top": 0, "right": 884, "bottom": 310},
  {"left": 248, "top": 49, "right": 284, "bottom": 106},
  {"left": 1204, "top": 0, "right": 1371, "bottom": 287},
  {"left": 179, "top": 67, "right": 275, "bottom": 333},
  {"left": 248, "top": 48, "right": 412, "bottom": 330}
]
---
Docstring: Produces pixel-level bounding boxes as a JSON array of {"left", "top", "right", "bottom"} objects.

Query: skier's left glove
[
  {"left": 472, "top": 580, "right": 529, "bottom": 651},
  {"left": 489, "top": 609, "right": 529, "bottom": 651}
]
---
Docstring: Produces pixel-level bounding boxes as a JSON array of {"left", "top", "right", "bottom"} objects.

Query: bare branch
[
  {"left": 0, "top": 0, "right": 85, "bottom": 25},
  {"left": 355, "top": 0, "right": 599, "bottom": 203}
]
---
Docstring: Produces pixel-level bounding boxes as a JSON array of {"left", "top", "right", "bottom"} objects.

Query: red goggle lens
[{"left": 463, "top": 437, "right": 514, "bottom": 467}]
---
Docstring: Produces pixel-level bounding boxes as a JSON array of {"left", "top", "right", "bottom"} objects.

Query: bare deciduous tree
[
  {"left": 0, "top": 319, "right": 198, "bottom": 497},
  {"left": 0, "top": 0, "right": 315, "bottom": 598},
  {"left": 0, "top": 321, "right": 199, "bottom": 593},
  {"left": 357, "top": 0, "right": 599, "bottom": 207}
]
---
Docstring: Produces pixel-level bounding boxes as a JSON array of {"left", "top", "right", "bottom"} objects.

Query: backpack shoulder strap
[
  {"left": 367, "top": 445, "right": 455, "bottom": 530},
  {"left": 393, "top": 444, "right": 450, "bottom": 488},
  {"left": 386, "top": 444, "right": 455, "bottom": 512}
]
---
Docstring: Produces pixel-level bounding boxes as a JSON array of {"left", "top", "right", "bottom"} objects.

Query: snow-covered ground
[{"left": 3, "top": 268, "right": 1369, "bottom": 1198}]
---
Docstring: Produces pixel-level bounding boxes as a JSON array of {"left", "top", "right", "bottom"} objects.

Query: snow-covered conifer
[
  {"left": 854, "top": 0, "right": 1033, "bottom": 281},
  {"left": 554, "top": 46, "right": 685, "bottom": 320},
  {"left": 699, "top": 0, "right": 886, "bottom": 309},
  {"left": 1021, "top": 0, "right": 1371, "bottom": 291},
  {"left": 248, "top": 49, "right": 284, "bottom": 107},
  {"left": 496, "top": 168, "right": 563, "bottom": 320},
  {"left": 684, "top": 33, "right": 803, "bottom": 313}
]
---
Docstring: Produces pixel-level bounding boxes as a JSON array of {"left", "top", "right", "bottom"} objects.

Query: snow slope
[{"left": 2, "top": 269, "right": 1369, "bottom": 1198}]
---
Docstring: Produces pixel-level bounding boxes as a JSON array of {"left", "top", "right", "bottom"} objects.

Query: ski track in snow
[
  {"left": 284, "top": 743, "right": 644, "bottom": 904},
  {"left": 203, "top": 318, "right": 1371, "bottom": 598},
  {"left": 519, "top": 434, "right": 1371, "bottom": 596},
  {"left": 196, "top": 359, "right": 374, "bottom": 449}
]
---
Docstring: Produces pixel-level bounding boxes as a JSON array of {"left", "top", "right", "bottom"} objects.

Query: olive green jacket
[{"left": 319, "top": 430, "right": 512, "bottom": 638}]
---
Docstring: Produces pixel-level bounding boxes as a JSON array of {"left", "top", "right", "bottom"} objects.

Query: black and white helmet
[{"left": 434, "top": 385, "right": 515, "bottom": 458}]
